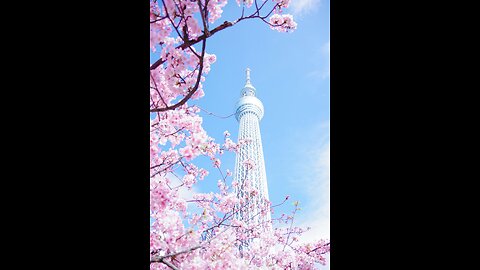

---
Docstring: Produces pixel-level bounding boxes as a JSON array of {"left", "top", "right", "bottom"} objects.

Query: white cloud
[
  {"left": 323, "top": 40, "right": 330, "bottom": 79},
  {"left": 167, "top": 172, "right": 198, "bottom": 201},
  {"left": 286, "top": 121, "right": 330, "bottom": 266},
  {"left": 307, "top": 69, "right": 329, "bottom": 80},
  {"left": 322, "top": 40, "right": 330, "bottom": 54},
  {"left": 296, "top": 140, "right": 330, "bottom": 269},
  {"left": 307, "top": 41, "right": 330, "bottom": 80},
  {"left": 290, "top": 0, "right": 322, "bottom": 16},
  {"left": 153, "top": 173, "right": 196, "bottom": 201},
  {"left": 297, "top": 141, "right": 330, "bottom": 241}
]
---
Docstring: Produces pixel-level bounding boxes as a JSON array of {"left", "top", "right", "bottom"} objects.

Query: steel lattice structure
[{"left": 234, "top": 68, "right": 272, "bottom": 231}]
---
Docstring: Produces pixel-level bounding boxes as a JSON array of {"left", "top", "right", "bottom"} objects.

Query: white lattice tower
[{"left": 234, "top": 68, "right": 272, "bottom": 234}]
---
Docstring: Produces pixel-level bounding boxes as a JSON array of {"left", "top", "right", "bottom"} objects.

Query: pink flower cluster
[
  {"left": 243, "top": 159, "right": 256, "bottom": 170},
  {"left": 222, "top": 138, "right": 238, "bottom": 152},
  {"left": 269, "top": 14, "right": 298, "bottom": 32},
  {"left": 236, "top": 0, "right": 254, "bottom": 8},
  {"left": 274, "top": 0, "right": 291, "bottom": 8}
]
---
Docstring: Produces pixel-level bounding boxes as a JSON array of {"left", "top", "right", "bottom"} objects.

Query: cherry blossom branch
[
  {"left": 152, "top": 205, "right": 251, "bottom": 265},
  {"left": 150, "top": 20, "right": 232, "bottom": 70},
  {"left": 249, "top": 255, "right": 256, "bottom": 265},
  {"left": 164, "top": 127, "right": 185, "bottom": 137},
  {"left": 150, "top": 159, "right": 181, "bottom": 177},
  {"left": 193, "top": 184, "right": 263, "bottom": 239},
  {"left": 271, "top": 195, "right": 289, "bottom": 208},
  {"left": 197, "top": 0, "right": 211, "bottom": 37},
  {"left": 150, "top": 71, "right": 168, "bottom": 107},
  {"left": 258, "top": 3, "right": 279, "bottom": 19},
  {"left": 159, "top": 258, "right": 179, "bottom": 270},
  {"left": 161, "top": 0, "right": 185, "bottom": 41},
  {"left": 150, "top": 1, "right": 280, "bottom": 71},
  {"left": 150, "top": 37, "right": 206, "bottom": 112},
  {"left": 283, "top": 202, "right": 299, "bottom": 251},
  {"left": 150, "top": 245, "right": 202, "bottom": 264},
  {"left": 150, "top": 2, "right": 295, "bottom": 115},
  {"left": 150, "top": 16, "right": 168, "bottom": 23},
  {"left": 307, "top": 242, "right": 330, "bottom": 255}
]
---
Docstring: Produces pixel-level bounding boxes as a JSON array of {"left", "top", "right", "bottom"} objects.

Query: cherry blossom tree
[{"left": 150, "top": 0, "right": 329, "bottom": 269}]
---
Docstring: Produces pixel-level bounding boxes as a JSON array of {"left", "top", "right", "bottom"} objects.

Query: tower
[{"left": 234, "top": 68, "right": 271, "bottom": 229}]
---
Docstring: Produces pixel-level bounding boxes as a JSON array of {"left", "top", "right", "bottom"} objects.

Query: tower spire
[{"left": 241, "top": 67, "right": 256, "bottom": 97}]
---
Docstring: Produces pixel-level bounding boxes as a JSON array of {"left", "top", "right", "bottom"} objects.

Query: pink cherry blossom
[
  {"left": 179, "top": 145, "right": 195, "bottom": 161},
  {"left": 269, "top": 14, "right": 297, "bottom": 32},
  {"left": 242, "top": 159, "right": 256, "bottom": 170},
  {"left": 182, "top": 174, "right": 196, "bottom": 188},
  {"left": 198, "top": 168, "right": 209, "bottom": 180},
  {"left": 275, "top": 0, "right": 291, "bottom": 8},
  {"left": 212, "top": 157, "right": 221, "bottom": 168}
]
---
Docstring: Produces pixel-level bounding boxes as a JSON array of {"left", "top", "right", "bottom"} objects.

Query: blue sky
[{"left": 152, "top": 0, "right": 329, "bottom": 266}]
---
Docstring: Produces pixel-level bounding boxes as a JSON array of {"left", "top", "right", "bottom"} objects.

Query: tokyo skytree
[{"left": 234, "top": 68, "right": 271, "bottom": 230}]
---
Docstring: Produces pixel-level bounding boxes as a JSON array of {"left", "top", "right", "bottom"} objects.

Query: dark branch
[
  {"left": 150, "top": 34, "right": 207, "bottom": 112},
  {"left": 150, "top": 20, "right": 233, "bottom": 71},
  {"left": 150, "top": 245, "right": 202, "bottom": 263}
]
